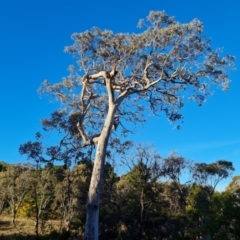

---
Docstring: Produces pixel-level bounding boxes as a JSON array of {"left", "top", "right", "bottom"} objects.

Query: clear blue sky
[{"left": 1, "top": 0, "right": 239, "bottom": 189}]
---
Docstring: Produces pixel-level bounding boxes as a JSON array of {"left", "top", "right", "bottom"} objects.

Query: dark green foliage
[{"left": 1, "top": 156, "right": 240, "bottom": 239}]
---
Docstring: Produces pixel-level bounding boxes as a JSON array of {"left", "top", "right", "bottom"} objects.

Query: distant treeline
[{"left": 0, "top": 148, "right": 239, "bottom": 239}]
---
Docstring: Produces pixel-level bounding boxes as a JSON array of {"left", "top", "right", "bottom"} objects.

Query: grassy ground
[{"left": 0, "top": 216, "right": 64, "bottom": 239}]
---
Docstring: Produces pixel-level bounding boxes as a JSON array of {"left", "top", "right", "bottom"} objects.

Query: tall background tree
[{"left": 20, "top": 11, "right": 234, "bottom": 239}]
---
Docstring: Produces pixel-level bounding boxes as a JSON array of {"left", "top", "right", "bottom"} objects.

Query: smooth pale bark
[{"left": 84, "top": 105, "right": 116, "bottom": 240}]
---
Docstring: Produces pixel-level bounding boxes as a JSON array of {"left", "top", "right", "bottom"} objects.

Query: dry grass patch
[{"left": 0, "top": 216, "right": 61, "bottom": 237}]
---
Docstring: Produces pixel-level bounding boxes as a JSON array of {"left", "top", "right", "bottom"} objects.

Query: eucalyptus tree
[
  {"left": 192, "top": 160, "right": 234, "bottom": 192},
  {"left": 28, "top": 168, "right": 55, "bottom": 239},
  {"left": 0, "top": 162, "right": 8, "bottom": 216},
  {"left": 227, "top": 175, "right": 240, "bottom": 193},
  {"left": 2, "top": 165, "right": 31, "bottom": 225},
  {"left": 162, "top": 153, "right": 193, "bottom": 213},
  {"left": 115, "top": 145, "right": 166, "bottom": 240},
  {"left": 20, "top": 11, "right": 234, "bottom": 239}
]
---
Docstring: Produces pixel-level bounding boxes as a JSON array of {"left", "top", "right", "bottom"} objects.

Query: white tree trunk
[{"left": 84, "top": 106, "right": 116, "bottom": 240}]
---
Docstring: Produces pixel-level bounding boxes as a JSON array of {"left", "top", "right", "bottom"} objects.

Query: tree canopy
[{"left": 34, "top": 11, "right": 234, "bottom": 155}]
